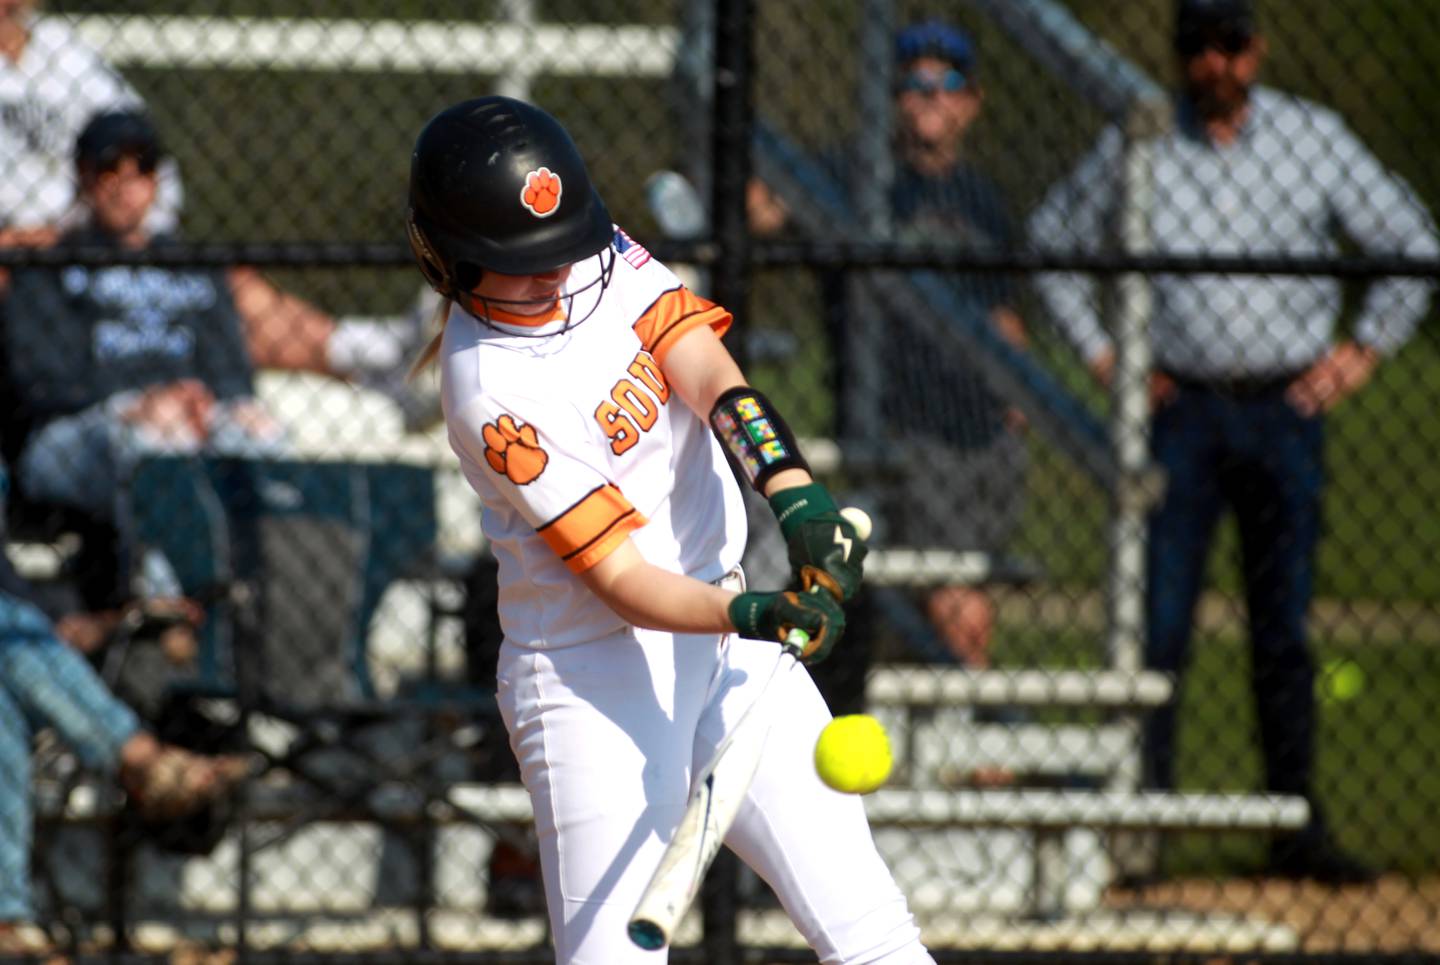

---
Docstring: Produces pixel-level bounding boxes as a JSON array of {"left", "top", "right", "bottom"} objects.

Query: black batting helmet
[{"left": 406, "top": 97, "right": 614, "bottom": 296}]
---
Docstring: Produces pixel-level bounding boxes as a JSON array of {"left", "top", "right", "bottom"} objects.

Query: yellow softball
[{"left": 814, "top": 714, "right": 893, "bottom": 794}]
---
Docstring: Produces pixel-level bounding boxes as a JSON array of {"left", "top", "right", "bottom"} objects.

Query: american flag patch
[{"left": 614, "top": 228, "right": 651, "bottom": 269}]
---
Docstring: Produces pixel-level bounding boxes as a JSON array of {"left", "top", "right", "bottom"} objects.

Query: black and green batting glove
[
  {"left": 767, "top": 483, "right": 868, "bottom": 603},
  {"left": 728, "top": 589, "right": 846, "bottom": 664}
]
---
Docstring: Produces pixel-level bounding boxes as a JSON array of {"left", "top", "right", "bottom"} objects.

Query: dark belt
[{"left": 1163, "top": 369, "right": 1306, "bottom": 398}]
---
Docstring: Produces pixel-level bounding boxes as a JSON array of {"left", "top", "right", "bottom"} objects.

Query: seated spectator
[
  {"left": 1, "top": 0, "right": 183, "bottom": 249},
  {"left": 0, "top": 458, "right": 250, "bottom": 953},
  {"left": 0, "top": 109, "right": 439, "bottom": 693},
  {"left": 2, "top": 110, "right": 290, "bottom": 553},
  {"left": 0, "top": 0, "right": 414, "bottom": 398},
  {"left": 2, "top": 0, "right": 414, "bottom": 390}
]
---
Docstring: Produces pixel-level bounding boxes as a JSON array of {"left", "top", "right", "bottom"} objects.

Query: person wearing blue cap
[
  {"left": 887, "top": 18, "right": 990, "bottom": 184},
  {"left": 858, "top": 19, "right": 1031, "bottom": 691},
  {"left": 1030, "top": 0, "right": 1438, "bottom": 884},
  {"left": 750, "top": 19, "right": 1029, "bottom": 704}
]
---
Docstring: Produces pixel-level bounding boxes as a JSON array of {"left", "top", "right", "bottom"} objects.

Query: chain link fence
[{"left": 2, "top": 0, "right": 1438, "bottom": 961}]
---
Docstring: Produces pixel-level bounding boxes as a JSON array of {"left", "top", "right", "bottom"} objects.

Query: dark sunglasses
[
  {"left": 1175, "top": 27, "right": 1252, "bottom": 58},
  {"left": 897, "top": 68, "right": 967, "bottom": 95},
  {"left": 93, "top": 148, "right": 159, "bottom": 175}
]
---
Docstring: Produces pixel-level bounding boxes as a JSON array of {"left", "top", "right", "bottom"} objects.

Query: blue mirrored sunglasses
[{"left": 897, "top": 68, "right": 967, "bottom": 94}]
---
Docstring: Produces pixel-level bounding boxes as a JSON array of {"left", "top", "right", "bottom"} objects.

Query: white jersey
[
  {"left": 441, "top": 229, "right": 748, "bottom": 649},
  {"left": 0, "top": 16, "right": 182, "bottom": 231}
]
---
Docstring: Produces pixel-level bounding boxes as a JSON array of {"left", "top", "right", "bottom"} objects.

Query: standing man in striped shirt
[{"left": 1029, "top": 0, "right": 1437, "bottom": 883}]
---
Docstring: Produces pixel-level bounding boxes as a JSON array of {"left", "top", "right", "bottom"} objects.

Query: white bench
[
  {"left": 863, "top": 549, "right": 987, "bottom": 587},
  {"left": 438, "top": 781, "right": 1306, "bottom": 919},
  {"left": 865, "top": 667, "right": 1173, "bottom": 784},
  {"left": 913, "top": 722, "right": 1134, "bottom": 778},
  {"left": 862, "top": 549, "right": 1037, "bottom": 588},
  {"left": 867, "top": 666, "right": 1174, "bottom": 708},
  {"left": 863, "top": 788, "right": 1307, "bottom": 831},
  {"left": 855, "top": 663, "right": 1311, "bottom": 917},
  {"left": 438, "top": 782, "right": 1305, "bottom": 833}
]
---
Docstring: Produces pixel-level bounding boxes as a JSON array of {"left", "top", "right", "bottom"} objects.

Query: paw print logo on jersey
[
  {"left": 483, "top": 414, "right": 549, "bottom": 485},
  {"left": 520, "top": 167, "right": 562, "bottom": 218}
]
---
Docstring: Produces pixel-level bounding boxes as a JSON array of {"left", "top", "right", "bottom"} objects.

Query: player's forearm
[
  {"left": 579, "top": 541, "right": 736, "bottom": 634},
  {"left": 760, "top": 467, "right": 814, "bottom": 496},
  {"left": 606, "top": 567, "right": 736, "bottom": 634}
]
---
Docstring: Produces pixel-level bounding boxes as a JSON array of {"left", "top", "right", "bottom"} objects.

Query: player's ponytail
[{"left": 407, "top": 295, "right": 453, "bottom": 380}]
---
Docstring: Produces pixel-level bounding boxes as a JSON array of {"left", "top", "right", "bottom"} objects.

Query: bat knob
[{"left": 628, "top": 919, "right": 667, "bottom": 950}]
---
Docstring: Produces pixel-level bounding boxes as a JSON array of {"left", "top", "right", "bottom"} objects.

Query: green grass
[
  {"left": 1318, "top": 333, "right": 1440, "bottom": 601},
  {"left": 1167, "top": 631, "right": 1440, "bottom": 876},
  {"left": 990, "top": 625, "right": 1440, "bottom": 877}
]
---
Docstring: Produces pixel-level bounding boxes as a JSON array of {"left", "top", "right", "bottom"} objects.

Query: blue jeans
[
  {"left": 1143, "top": 383, "right": 1324, "bottom": 804},
  {"left": 0, "top": 593, "right": 140, "bottom": 922}
]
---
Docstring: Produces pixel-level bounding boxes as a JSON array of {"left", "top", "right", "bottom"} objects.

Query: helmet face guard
[
  {"left": 459, "top": 246, "right": 617, "bottom": 338},
  {"left": 407, "top": 97, "right": 615, "bottom": 296}
]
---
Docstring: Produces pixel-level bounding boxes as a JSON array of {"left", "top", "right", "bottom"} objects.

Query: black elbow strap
[{"left": 708, "top": 386, "right": 809, "bottom": 491}]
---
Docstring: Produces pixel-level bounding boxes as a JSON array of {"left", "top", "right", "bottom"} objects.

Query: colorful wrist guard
[{"left": 709, "top": 387, "right": 809, "bottom": 491}]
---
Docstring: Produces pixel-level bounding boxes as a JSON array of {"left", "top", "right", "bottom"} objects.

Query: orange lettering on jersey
[
  {"left": 595, "top": 399, "right": 639, "bottom": 455},
  {"left": 628, "top": 352, "right": 670, "bottom": 403},
  {"left": 613, "top": 378, "right": 658, "bottom": 430},
  {"left": 595, "top": 351, "right": 674, "bottom": 454},
  {"left": 537, "top": 483, "right": 647, "bottom": 572},
  {"left": 482, "top": 414, "right": 548, "bottom": 485},
  {"left": 632, "top": 288, "right": 733, "bottom": 365}
]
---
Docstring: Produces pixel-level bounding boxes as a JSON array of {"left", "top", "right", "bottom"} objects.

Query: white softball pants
[{"left": 495, "top": 626, "right": 933, "bottom": 965}]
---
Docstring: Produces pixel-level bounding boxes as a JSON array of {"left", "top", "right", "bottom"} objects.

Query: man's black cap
[
  {"left": 1176, "top": 0, "right": 1255, "bottom": 37},
  {"left": 75, "top": 110, "right": 163, "bottom": 170}
]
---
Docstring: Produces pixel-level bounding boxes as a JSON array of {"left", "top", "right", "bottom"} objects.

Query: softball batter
[{"left": 407, "top": 97, "right": 933, "bottom": 964}]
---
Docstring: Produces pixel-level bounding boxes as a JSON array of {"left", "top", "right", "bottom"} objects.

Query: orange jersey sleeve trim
[
  {"left": 632, "top": 287, "right": 733, "bottom": 365},
  {"left": 536, "top": 483, "right": 648, "bottom": 573}
]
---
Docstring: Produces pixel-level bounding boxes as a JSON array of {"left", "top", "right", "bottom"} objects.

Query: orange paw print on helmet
[
  {"left": 483, "top": 414, "right": 549, "bottom": 485},
  {"left": 521, "top": 167, "right": 563, "bottom": 218}
]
